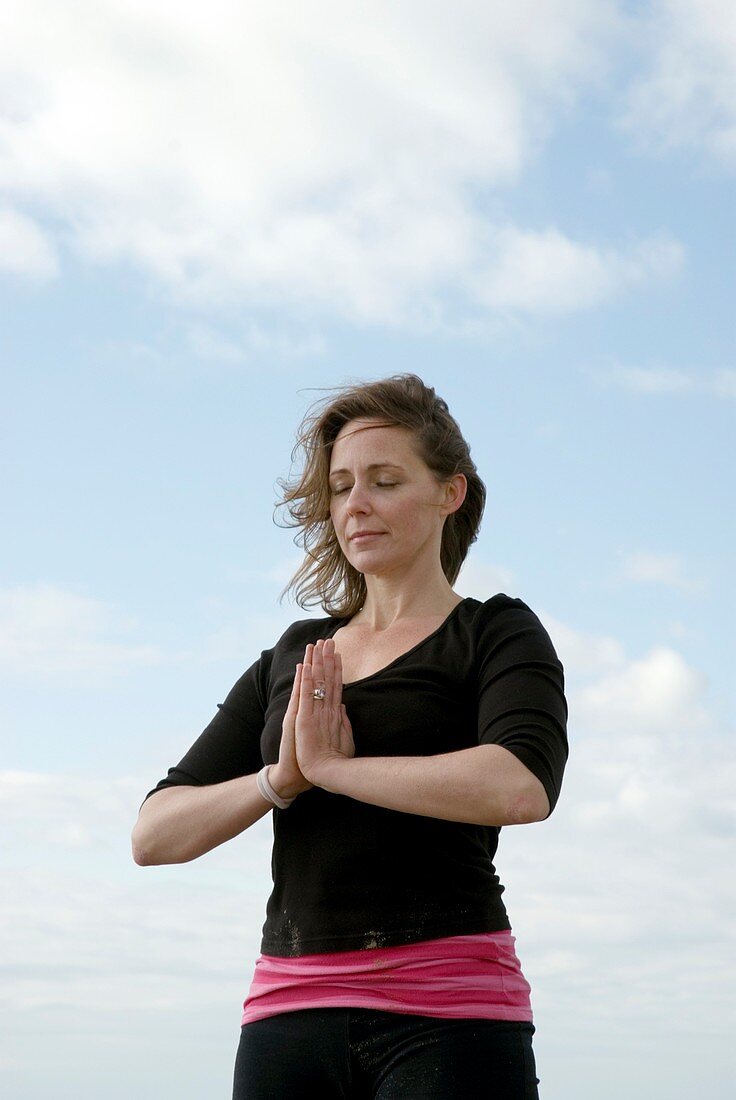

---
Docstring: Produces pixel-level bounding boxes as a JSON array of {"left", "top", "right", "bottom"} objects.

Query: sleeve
[
  {"left": 476, "top": 598, "right": 568, "bottom": 817},
  {"left": 142, "top": 648, "right": 274, "bottom": 804}
]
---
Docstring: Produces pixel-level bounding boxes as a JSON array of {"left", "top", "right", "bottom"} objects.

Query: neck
[{"left": 356, "top": 571, "right": 462, "bottom": 631}]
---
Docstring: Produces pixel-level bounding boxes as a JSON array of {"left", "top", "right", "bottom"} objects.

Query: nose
[{"left": 345, "top": 482, "right": 372, "bottom": 515}]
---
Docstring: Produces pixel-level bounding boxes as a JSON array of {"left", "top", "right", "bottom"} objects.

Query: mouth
[{"left": 349, "top": 532, "right": 385, "bottom": 543}]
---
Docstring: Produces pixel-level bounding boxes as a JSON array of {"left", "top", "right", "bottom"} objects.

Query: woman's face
[{"left": 328, "top": 418, "right": 465, "bottom": 580}]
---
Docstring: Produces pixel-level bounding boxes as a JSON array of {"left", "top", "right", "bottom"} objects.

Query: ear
[{"left": 441, "top": 473, "right": 467, "bottom": 516}]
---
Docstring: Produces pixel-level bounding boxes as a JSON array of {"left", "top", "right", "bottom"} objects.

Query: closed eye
[{"left": 330, "top": 482, "right": 399, "bottom": 495}]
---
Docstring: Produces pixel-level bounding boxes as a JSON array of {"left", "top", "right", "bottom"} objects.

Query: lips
[{"left": 348, "top": 531, "right": 385, "bottom": 541}]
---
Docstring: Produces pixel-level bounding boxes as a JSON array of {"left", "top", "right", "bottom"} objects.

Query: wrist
[
  {"left": 268, "top": 763, "right": 311, "bottom": 801},
  {"left": 303, "top": 752, "right": 350, "bottom": 790}
]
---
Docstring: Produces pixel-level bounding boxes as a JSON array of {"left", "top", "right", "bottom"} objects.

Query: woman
[{"left": 132, "top": 374, "right": 568, "bottom": 1099}]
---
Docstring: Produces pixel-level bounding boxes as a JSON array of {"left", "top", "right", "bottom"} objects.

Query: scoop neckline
[{"left": 327, "top": 596, "right": 474, "bottom": 688}]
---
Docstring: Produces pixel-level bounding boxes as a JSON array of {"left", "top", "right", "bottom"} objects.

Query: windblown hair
[{"left": 276, "top": 374, "right": 486, "bottom": 618}]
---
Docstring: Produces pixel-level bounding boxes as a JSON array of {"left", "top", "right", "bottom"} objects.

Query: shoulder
[
  {"left": 460, "top": 592, "right": 546, "bottom": 629},
  {"left": 459, "top": 593, "right": 562, "bottom": 661}
]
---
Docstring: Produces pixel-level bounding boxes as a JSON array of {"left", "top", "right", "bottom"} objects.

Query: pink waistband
[{"left": 242, "top": 931, "right": 533, "bottom": 1025}]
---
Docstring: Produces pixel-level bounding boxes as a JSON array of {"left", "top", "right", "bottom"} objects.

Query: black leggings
[{"left": 233, "top": 1007, "right": 539, "bottom": 1099}]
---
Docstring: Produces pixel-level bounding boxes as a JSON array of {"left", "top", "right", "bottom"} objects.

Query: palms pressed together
[{"left": 278, "top": 638, "right": 355, "bottom": 791}]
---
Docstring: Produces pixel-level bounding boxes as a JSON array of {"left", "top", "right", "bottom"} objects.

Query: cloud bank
[
  {"left": 624, "top": 0, "right": 736, "bottom": 166},
  {"left": 0, "top": 583, "right": 163, "bottom": 675},
  {"left": 0, "top": 0, "right": 688, "bottom": 324}
]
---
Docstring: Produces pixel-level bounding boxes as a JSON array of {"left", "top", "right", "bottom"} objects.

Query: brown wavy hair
[{"left": 276, "top": 374, "right": 486, "bottom": 618}]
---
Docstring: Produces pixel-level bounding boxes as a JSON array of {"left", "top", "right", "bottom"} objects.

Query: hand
[
  {"left": 271, "top": 661, "right": 315, "bottom": 801},
  {"left": 295, "top": 638, "right": 355, "bottom": 784}
]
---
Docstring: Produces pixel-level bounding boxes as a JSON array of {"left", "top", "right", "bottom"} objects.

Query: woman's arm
[
  {"left": 303, "top": 744, "right": 549, "bottom": 826},
  {"left": 131, "top": 776, "right": 272, "bottom": 865},
  {"left": 131, "top": 760, "right": 303, "bottom": 865}
]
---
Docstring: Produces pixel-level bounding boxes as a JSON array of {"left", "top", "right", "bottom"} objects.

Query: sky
[{"left": 1, "top": 1, "right": 734, "bottom": 1096}]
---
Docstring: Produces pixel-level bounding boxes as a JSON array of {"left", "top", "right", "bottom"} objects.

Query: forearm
[
  {"left": 131, "top": 771, "right": 280, "bottom": 865},
  {"left": 309, "top": 744, "right": 548, "bottom": 826}
]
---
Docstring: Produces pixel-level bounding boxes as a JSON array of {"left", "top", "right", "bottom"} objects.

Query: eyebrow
[{"left": 328, "top": 463, "right": 405, "bottom": 480}]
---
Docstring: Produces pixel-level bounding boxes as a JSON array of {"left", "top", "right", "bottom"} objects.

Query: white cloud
[
  {"left": 455, "top": 557, "right": 516, "bottom": 599},
  {"left": 224, "top": 557, "right": 305, "bottom": 588},
  {"left": 713, "top": 368, "right": 736, "bottom": 400},
  {"left": 544, "top": 608, "right": 711, "bottom": 737},
  {"left": 0, "top": 583, "right": 164, "bottom": 674},
  {"left": 542, "top": 613, "right": 626, "bottom": 678},
  {"left": 623, "top": 0, "right": 736, "bottom": 167},
  {"left": 500, "top": 617, "right": 735, "bottom": 1069},
  {"left": 240, "top": 322, "right": 327, "bottom": 359},
  {"left": 185, "top": 322, "right": 326, "bottom": 363},
  {"left": 0, "top": 1, "right": 682, "bottom": 325},
  {"left": 469, "top": 226, "right": 682, "bottom": 315},
  {"left": 185, "top": 324, "right": 245, "bottom": 364},
  {"left": 585, "top": 361, "right": 736, "bottom": 400},
  {"left": 0, "top": 206, "right": 58, "bottom": 278},
  {"left": 606, "top": 364, "right": 694, "bottom": 394},
  {"left": 0, "top": 770, "right": 273, "bottom": 1013},
  {"left": 619, "top": 551, "right": 706, "bottom": 595},
  {"left": 576, "top": 644, "right": 709, "bottom": 738}
]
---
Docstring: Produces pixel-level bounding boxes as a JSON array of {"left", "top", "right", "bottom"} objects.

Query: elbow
[
  {"left": 504, "top": 784, "right": 550, "bottom": 826},
  {"left": 132, "top": 839, "right": 155, "bottom": 866},
  {"left": 131, "top": 820, "right": 165, "bottom": 866},
  {"left": 131, "top": 821, "right": 195, "bottom": 866},
  {"left": 131, "top": 793, "right": 178, "bottom": 866},
  {"left": 131, "top": 828, "right": 154, "bottom": 866}
]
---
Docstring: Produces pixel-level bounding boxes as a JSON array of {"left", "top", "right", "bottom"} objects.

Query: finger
[
  {"left": 311, "top": 638, "right": 326, "bottom": 695},
  {"left": 322, "top": 639, "right": 336, "bottom": 706},
  {"left": 308, "top": 642, "right": 325, "bottom": 704},
  {"left": 332, "top": 648, "right": 343, "bottom": 709},
  {"left": 298, "top": 659, "right": 315, "bottom": 719},
  {"left": 284, "top": 663, "right": 302, "bottom": 721}
]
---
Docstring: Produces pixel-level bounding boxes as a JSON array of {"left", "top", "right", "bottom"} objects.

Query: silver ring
[{"left": 312, "top": 684, "right": 326, "bottom": 701}]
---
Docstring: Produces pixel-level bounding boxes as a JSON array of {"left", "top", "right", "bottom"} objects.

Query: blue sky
[{"left": 1, "top": 3, "right": 734, "bottom": 1097}]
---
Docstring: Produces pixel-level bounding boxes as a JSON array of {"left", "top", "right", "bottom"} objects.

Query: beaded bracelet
[{"left": 256, "top": 764, "right": 295, "bottom": 809}]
